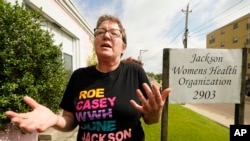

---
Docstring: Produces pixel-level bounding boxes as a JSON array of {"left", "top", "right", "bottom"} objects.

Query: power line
[
  {"left": 190, "top": 0, "right": 244, "bottom": 36},
  {"left": 191, "top": 11, "right": 250, "bottom": 38},
  {"left": 165, "top": 29, "right": 185, "bottom": 48}
]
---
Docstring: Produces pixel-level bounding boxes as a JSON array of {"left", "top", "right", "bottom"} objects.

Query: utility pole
[
  {"left": 138, "top": 49, "right": 148, "bottom": 61},
  {"left": 182, "top": 3, "right": 192, "bottom": 48}
]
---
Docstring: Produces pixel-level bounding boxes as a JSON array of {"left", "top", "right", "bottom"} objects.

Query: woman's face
[{"left": 94, "top": 20, "right": 126, "bottom": 60}]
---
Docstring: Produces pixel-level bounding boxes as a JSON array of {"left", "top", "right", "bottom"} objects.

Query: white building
[{"left": 7, "top": 0, "right": 94, "bottom": 72}]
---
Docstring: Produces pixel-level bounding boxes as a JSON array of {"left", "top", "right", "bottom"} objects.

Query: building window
[
  {"left": 233, "top": 37, "right": 238, "bottom": 43},
  {"left": 63, "top": 53, "right": 73, "bottom": 73},
  {"left": 220, "top": 42, "right": 225, "bottom": 47},
  {"left": 209, "top": 35, "right": 215, "bottom": 43},
  {"left": 221, "top": 29, "right": 225, "bottom": 35},
  {"left": 247, "top": 18, "right": 250, "bottom": 29},
  {"left": 210, "top": 35, "right": 214, "bottom": 40},
  {"left": 248, "top": 63, "right": 250, "bottom": 69},
  {"left": 247, "top": 32, "right": 250, "bottom": 45},
  {"left": 233, "top": 23, "right": 238, "bottom": 29}
]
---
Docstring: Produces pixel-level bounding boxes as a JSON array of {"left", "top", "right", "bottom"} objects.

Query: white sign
[{"left": 168, "top": 49, "right": 242, "bottom": 103}]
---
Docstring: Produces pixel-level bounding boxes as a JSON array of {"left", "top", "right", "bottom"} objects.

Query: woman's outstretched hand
[
  {"left": 5, "top": 96, "right": 58, "bottom": 133},
  {"left": 130, "top": 83, "right": 171, "bottom": 124}
]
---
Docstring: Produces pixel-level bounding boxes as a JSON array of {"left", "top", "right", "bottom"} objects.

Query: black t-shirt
[{"left": 60, "top": 62, "right": 151, "bottom": 141}]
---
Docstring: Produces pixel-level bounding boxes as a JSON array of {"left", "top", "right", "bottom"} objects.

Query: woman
[{"left": 5, "top": 14, "right": 171, "bottom": 141}]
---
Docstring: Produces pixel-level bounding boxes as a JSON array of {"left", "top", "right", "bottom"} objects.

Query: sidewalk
[
  {"left": 183, "top": 104, "right": 234, "bottom": 128},
  {"left": 38, "top": 126, "right": 78, "bottom": 141},
  {"left": 183, "top": 96, "right": 250, "bottom": 128}
]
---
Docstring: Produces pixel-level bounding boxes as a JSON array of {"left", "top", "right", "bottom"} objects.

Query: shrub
[{"left": 0, "top": 0, "right": 68, "bottom": 128}]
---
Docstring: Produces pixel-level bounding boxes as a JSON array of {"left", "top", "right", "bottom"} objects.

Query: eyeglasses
[{"left": 94, "top": 28, "right": 122, "bottom": 38}]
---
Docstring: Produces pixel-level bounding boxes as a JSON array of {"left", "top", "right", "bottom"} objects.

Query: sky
[{"left": 71, "top": 0, "right": 250, "bottom": 74}]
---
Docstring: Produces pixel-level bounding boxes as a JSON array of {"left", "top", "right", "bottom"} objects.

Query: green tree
[
  {"left": 0, "top": 0, "right": 68, "bottom": 127},
  {"left": 146, "top": 72, "right": 155, "bottom": 79},
  {"left": 87, "top": 47, "right": 97, "bottom": 66}
]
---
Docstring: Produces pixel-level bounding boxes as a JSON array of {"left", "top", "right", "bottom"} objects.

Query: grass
[{"left": 142, "top": 104, "right": 229, "bottom": 141}]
